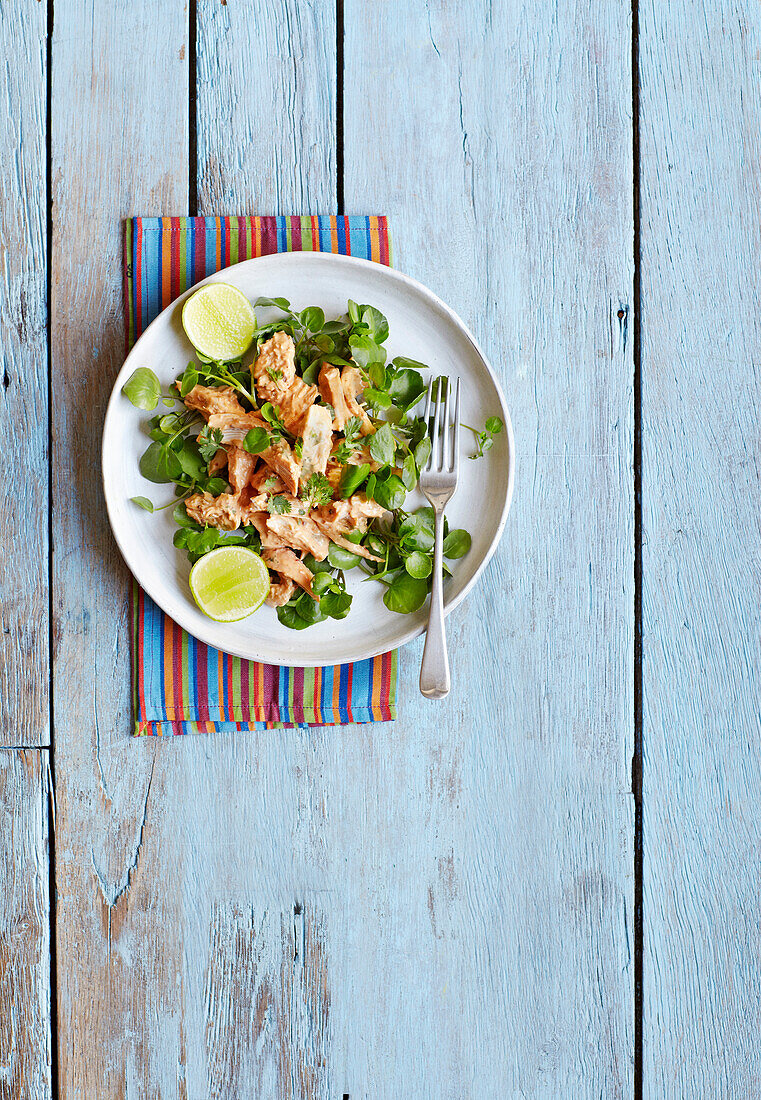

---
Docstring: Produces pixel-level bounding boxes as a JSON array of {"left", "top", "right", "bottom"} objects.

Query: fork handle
[{"left": 419, "top": 508, "right": 450, "bottom": 699}]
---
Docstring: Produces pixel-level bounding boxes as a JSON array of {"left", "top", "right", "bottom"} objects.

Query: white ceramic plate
[{"left": 102, "top": 251, "right": 515, "bottom": 666}]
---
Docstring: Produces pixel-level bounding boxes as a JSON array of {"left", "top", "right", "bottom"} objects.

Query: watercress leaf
[
  {"left": 139, "top": 441, "right": 182, "bottom": 483},
  {"left": 383, "top": 573, "right": 429, "bottom": 614},
  {"left": 162, "top": 397, "right": 175, "bottom": 407},
  {"left": 322, "top": 589, "right": 352, "bottom": 620},
  {"left": 443, "top": 529, "right": 472, "bottom": 558},
  {"left": 176, "top": 439, "right": 206, "bottom": 481},
  {"left": 321, "top": 319, "right": 348, "bottom": 334},
  {"left": 365, "top": 473, "right": 377, "bottom": 500},
  {"left": 159, "top": 413, "right": 184, "bottom": 434},
  {"left": 255, "top": 296, "right": 291, "bottom": 311},
  {"left": 130, "top": 496, "right": 154, "bottom": 512},
  {"left": 205, "top": 477, "right": 228, "bottom": 496},
  {"left": 172, "top": 502, "right": 199, "bottom": 528},
  {"left": 485, "top": 415, "right": 503, "bottom": 435},
  {"left": 302, "top": 361, "right": 321, "bottom": 386},
  {"left": 368, "top": 361, "right": 387, "bottom": 390},
  {"left": 122, "top": 367, "right": 161, "bottom": 410},
  {"left": 401, "top": 453, "right": 418, "bottom": 491},
  {"left": 359, "top": 305, "right": 389, "bottom": 344},
  {"left": 392, "top": 356, "right": 429, "bottom": 373},
  {"left": 276, "top": 604, "right": 313, "bottom": 630},
  {"left": 339, "top": 462, "right": 371, "bottom": 499},
  {"left": 349, "top": 333, "right": 386, "bottom": 368},
  {"left": 180, "top": 363, "right": 199, "bottom": 397},
  {"left": 347, "top": 299, "right": 361, "bottom": 324},
  {"left": 364, "top": 387, "right": 393, "bottom": 410},
  {"left": 414, "top": 436, "right": 432, "bottom": 470},
  {"left": 373, "top": 474, "right": 406, "bottom": 511},
  {"left": 314, "top": 334, "right": 334, "bottom": 353},
  {"left": 242, "top": 426, "right": 271, "bottom": 454},
  {"left": 368, "top": 423, "right": 395, "bottom": 466},
  {"left": 311, "top": 572, "right": 335, "bottom": 596},
  {"left": 299, "top": 306, "right": 325, "bottom": 332},
  {"left": 389, "top": 368, "right": 426, "bottom": 410},
  {"left": 404, "top": 551, "right": 432, "bottom": 579},
  {"left": 482, "top": 436, "right": 494, "bottom": 452},
  {"left": 327, "top": 544, "right": 362, "bottom": 570}
]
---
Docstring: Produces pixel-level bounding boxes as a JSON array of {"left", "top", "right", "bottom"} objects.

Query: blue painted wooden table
[{"left": 1, "top": 1, "right": 758, "bottom": 1096}]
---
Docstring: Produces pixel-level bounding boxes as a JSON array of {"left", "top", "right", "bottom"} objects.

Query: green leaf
[
  {"left": 139, "top": 441, "right": 182, "bottom": 483},
  {"left": 268, "top": 495, "right": 292, "bottom": 515},
  {"left": 162, "top": 397, "right": 175, "bottom": 407},
  {"left": 373, "top": 474, "right": 406, "bottom": 511},
  {"left": 399, "top": 512, "right": 435, "bottom": 553},
  {"left": 339, "top": 462, "right": 371, "bottom": 499},
  {"left": 205, "top": 477, "right": 228, "bottom": 496},
  {"left": 392, "top": 356, "right": 429, "bottom": 373},
  {"left": 322, "top": 589, "right": 352, "bottom": 619},
  {"left": 327, "top": 544, "right": 362, "bottom": 570},
  {"left": 159, "top": 413, "right": 184, "bottom": 434},
  {"left": 255, "top": 296, "right": 291, "bottom": 311},
  {"left": 176, "top": 439, "right": 206, "bottom": 481},
  {"left": 368, "top": 423, "right": 395, "bottom": 466},
  {"left": 414, "top": 436, "right": 432, "bottom": 470},
  {"left": 365, "top": 473, "right": 377, "bottom": 500},
  {"left": 349, "top": 334, "right": 386, "bottom": 368},
  {"left": 130, "top": 495, "right": 154, "bottom": 512},
  {"left": 301, "top": 472, "right": 334, "bottom": 508},
  {"left": 242, "top": 426, "right": 271, "bottom": 454},
  {"left": 180, "top": 363, "right": 199, "bottom": 397},
  {"left": 302, "top": 361, "right": 321, "bottom": 386},
  {"left": 300, "top": 306, "right": 325, "bottom": 332},
  {"left": 404, "top": 551, "right": 432, "bottom": 579},
  {"left": 389, "top": 367, "right": 426, "bottom": 410},
  {"left": 359, "top": 305, "right": 389, "bottom": 343},
  {"left": 383, "top": 573, "right": 429, "bottom": 614},
  {"left": 294, "top": 592, "right": 325, "bottom": 624},
  {"left": 401, "top": 453, "right": 418, "bottom": 491},
  {"left": 485, "top": 415, "right": 503, "bottom": 435},
  {"left": 364, "top": 388, "right": 393, "bottom": 410},
  {"left": 443, "top": 529, "right": 472, "bottom": 558},
  {"left": 122, "top": 367, "right": 161, "bottom": 410},
  {"left": 196, "top": 425, "right": 223, "bottom": 463},
  {"left": 347, "top": 299, "right": 361, "bottom": 324},
  {"left": 276, "top": 604, "right": 313, "bottom": 630}
]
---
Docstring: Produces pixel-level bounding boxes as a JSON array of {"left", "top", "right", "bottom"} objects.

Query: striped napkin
[{"left": 124, "top": 215, "right": 398, "bottom": 735}]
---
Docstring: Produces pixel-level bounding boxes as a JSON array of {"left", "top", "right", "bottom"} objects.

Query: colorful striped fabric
[{"left": 124, "top": 215, "right": 398, "bottom": 736}]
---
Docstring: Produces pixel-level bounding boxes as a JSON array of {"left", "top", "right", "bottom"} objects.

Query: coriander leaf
[
  {"left": 443, "top": 529, "right": 472, "bottom": 558},
  {"left": 130, "top": 496, "right": 154, "bottom": 512},
  {"left": 300, "top": 473, "right": 334, "bottom": 508},
  {"left": 268, "top": 495, "right": 292, "bottom": 515},
  {"left": 404, "top": 551, "right": 432, "bottom": 579},
  {"left": 196, "top": 425, "right": 223, "bottom": 463},
  {"left": 123, "top": 367, "right": 161, "bottom": 410},
  {"left": 383, "top": 573, "right": 429, "bottom": 614},
  {"left": 339, "top": 462, "right": 371, "bottom": 499},
  {"left": 263, "top": 475, "right": 278, "bottom": 490},
  {"left": 242, "top": 426, "right": 271, "bottom": 454},
  {"left": 368, "top": 423, "right": 396, "bottom": 466}
]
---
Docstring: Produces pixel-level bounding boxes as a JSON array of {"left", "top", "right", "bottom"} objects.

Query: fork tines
[{"left": 422, "top": 375, "right": 461, "bottom": 476}]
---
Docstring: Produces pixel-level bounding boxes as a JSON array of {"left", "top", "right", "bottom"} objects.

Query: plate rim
[{"left": 102, "top": 250, "right": 515, "bottom": 666}]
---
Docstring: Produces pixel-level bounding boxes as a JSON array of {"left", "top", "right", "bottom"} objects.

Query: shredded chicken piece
[
  {"left": 259, "top": 437, "right": 301, "bottom": 495},
  {"left": 266, "top": 515, "right": 330, "bottom": 561},
  {"left": 341, "top": 367, "right": 374, "bottom": 436},
  {"left": 324, "top": 459, "right": 343, "bottom": 490},
  {"left": 207, "top": 411, "right": 266, "bottom": 433},
  {"left": 226, "top": 444, "right": 257, "bottom": 495},
  {"left": 252, "top": 333, "right": 317, "bottom": 434},
  {"left": 318, "top": 364, "right": 353, "bottom": 429},
  {"left": 262, "top": 548, "right": 316, "bottom": 597},
  {"left": 247, "top": 511, "right": 289, "bottom": 550},
  {"left": 310, "top": 517, "right": 382, "bottom": 561},
  {"left": 266, "top": 576, "right": 296, "bottom": 607},
  {"left": 299, "top": 404, "right": 334, "bottom": 480},
  {"left": 238, "top": 494, "right": 270, "bottom": 524},
  {"left": 208, "top": 449, "right": 228, "bottom": 475},
  {"left": 250, "top": 466, "right": 285, "bottom": 494},
  {"left": 185, "top": 492, "right": 241, "bottom": 531},
  {"left": 184, "top": 384, "right": 244, "bottom": 421},
  {"left": 314, "top": 494, "right": 387, "bottom": 535}
]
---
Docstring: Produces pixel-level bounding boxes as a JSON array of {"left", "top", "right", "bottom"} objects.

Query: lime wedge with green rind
[
  {"left": 189, "top": 546, "right": 270, "bottom": 621},
  {"left": 181, "top": 283, "right": 257, "bottom": 361}
]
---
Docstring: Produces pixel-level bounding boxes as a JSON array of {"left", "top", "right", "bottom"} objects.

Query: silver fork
[{"left": 418, "top": 375, "right": 460, "bottom": 699}]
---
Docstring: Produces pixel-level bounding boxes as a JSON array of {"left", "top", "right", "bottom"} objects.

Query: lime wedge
[
  {"left": 189, "top": 547, "right": 270, "bottom": 621},
  {"left": 181, "top": 283, "right": 257, "bottom": 361}
]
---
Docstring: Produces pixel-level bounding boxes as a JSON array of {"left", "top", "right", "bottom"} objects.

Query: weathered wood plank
[
  {"left": 50, "top": 2, "right": 187, "bottom": 1095},
  {"left": 342, "top": 2, "right": 634, "bottom": 1093},
  {"left": 0, "top": 0, "right": 49, "bottom": 745},
  {"left": 197, "top": 0, "right": 336, "bottom": 214},
  {"left": 0, "top": 750, "right": 50, "bottom": 1099},
  {"left": 640, "top": 3, "right": 761, "bottom": 1093}
]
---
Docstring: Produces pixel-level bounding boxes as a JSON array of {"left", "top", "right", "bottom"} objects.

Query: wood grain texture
[
  {"left": 0, "top": 750, "right": 51, "bottom": 1099},
  {"left": 0, "top": 0, "right": 49, "bottom": 746},
  {"left": 344, "top": 2, "right": 635, "bottom": 1093},
  {"left": 50, "top": 2, "right": 187, "bottom": 1095},
  {"left": 640, "top": 3, "right": 761, "bottom": 1094},
  {"left": 197, "top": 0, "right": 336, "bottom": 213}
]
